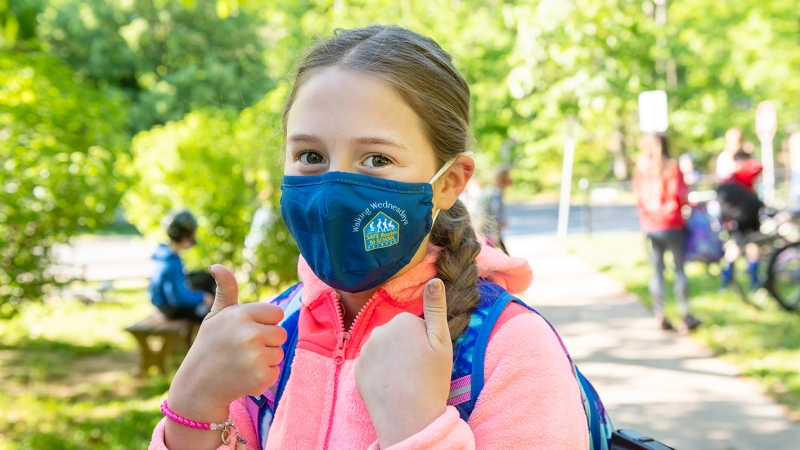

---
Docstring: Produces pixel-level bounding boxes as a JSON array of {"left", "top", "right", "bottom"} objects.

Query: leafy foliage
[
  {"left": 124, "top": 84, "right": 299, "bottom": 299},
  {"left": 35, "top": 0, "right": 274, "bottom": 133},
  {"left": 0, "top": 50, "right": 129, "bottom": 316},
  {"left": 4, "top": 0, "right": 800, "bottom": 309},
  {"left": 124, "top": 108, "right": 252, "bottom": 267},
  {"left": 228, "top": 0, "right": 800, "bottom": 188}
]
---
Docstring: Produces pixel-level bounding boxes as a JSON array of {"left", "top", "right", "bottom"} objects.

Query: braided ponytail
[{"left": 430, "top": 199, "right": 481, "bottom": 343}]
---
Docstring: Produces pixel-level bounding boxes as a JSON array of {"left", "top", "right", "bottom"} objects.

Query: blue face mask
[{"left": 280, "top": 161, "right": 455, "bottom": 293}]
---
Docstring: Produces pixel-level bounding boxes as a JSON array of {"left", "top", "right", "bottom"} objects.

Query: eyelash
[
  {"left": 295, "top": 152, "right": 395, "bottom": 168},
  {"left": 297, "top": 151, "right": 326, "bottom": 165},
  {"left": 363, "top": 154, "right": 394, "bottom": 168}
]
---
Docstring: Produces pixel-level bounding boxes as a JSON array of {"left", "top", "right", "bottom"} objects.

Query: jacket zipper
[{"left": 323, "top": 292, "right": 379, "bottom": 449}]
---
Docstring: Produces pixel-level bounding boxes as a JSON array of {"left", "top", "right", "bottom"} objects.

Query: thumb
[
  {"left": 206, "top": 264, "right": 239, "bottom": 319},
  {"left": 423, "top": 278, "right": 451, "bottom": 348}
]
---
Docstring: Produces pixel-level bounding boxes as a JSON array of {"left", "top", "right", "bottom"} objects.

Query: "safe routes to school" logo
[{"left": 364, "top": 211, "right": 400, "bottom": 251}]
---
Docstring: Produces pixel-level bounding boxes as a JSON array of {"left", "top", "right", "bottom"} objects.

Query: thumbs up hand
[
  {"left": 166, "top": 265, "right": 287, "bottom": 430},
  {"left": 355, "top": 279, "right": 453, "bottom": 448}
]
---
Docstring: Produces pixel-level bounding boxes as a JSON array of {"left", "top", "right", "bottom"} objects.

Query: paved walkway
[{"left": 506, "top": 235, "right": 800, "bottom": 450}]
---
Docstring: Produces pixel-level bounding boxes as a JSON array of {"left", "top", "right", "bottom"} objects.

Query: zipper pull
[{"left": 332, "top": 331, "right": 350, "bottom": 365}]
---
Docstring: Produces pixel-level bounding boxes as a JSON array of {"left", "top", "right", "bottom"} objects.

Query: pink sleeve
[
  {"left": 367, "top": 311, "right": 589, "bottom": 450},
  {"left": 470, "top": 312, "right": 589, "bottom": 449},
  {"left": 149, "top": 397, "right": 259, "bottom": 450},
  {"left": 366, "top": 406, "right": 474, "bottom": 450}
]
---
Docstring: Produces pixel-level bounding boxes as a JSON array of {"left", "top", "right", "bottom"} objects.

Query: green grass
[
  {"left": 563, "top": 232, "right": 800, "bottom": 420},
  {"left": 0, "top": 290, "right": 173, "bottom": 450}
]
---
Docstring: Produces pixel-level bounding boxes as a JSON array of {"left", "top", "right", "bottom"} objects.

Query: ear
[{"left": 435, "top": 155, "right": 475, "bottom": 211}]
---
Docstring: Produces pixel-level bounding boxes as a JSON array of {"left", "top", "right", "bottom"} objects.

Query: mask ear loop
[{"left": 429, "top": 151, "right": 474, "bottom": 223}]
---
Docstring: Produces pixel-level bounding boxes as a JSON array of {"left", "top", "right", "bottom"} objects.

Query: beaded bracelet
[{"left": 161, "top": 400, "right": 248, "bottom": 446}]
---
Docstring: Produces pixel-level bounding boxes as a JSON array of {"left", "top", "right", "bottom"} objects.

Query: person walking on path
[
  {"left": 478, "top": 164, "right": 513, "bottom": 254},
  {"left": 149, "top": 211, "right": 213, "bottom": 322},
  {"left": 634, "top": 134, "right": 700, "bottom": 333}
]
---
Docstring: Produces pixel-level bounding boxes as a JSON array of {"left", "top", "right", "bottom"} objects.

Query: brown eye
[
  {"left": 299, "top": 152, "right": 326, "bottom": 165},
  {"left": 364, "top": 155, "right": 392, "bottom": 168}
]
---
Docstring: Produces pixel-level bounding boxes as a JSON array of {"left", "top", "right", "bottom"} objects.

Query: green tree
[
  {"left": 0, "top": 50, "right": 130, "bottom": 316},
  {"left": 0, "top": 0, "right": 42, "bottom": 48},
  {"left": 35, "top": 0, "right": 274, "bottom": 133},
  {"left": 670, "top": 0, "right": 800, "bottom": 166},
  {"left": 124, "top": 108, "right": 252, "bottom": 269},
  {"left": 125, "top": 84, "right": 299, "bottom": 299}
]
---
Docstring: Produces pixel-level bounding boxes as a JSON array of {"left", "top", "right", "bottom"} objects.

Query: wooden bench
[{"left": 125, "top": 312, "right": 199, "bottom": 377}]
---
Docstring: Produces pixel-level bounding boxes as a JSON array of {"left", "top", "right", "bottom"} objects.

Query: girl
[
  {"left": 151, "top": 26, "right": 590, "bottom": 450},
  {"left": 633, "top": 134, "right": 700, "bottom": 333}
]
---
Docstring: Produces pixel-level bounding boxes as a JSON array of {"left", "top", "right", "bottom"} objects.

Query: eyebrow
[
  {"left": 350, "top": 136, "right": 407, "bottom": 150},
  {"left": 287, "top": 133, "right": 407, "bottom": 150},
  {"left": 287, "top": 133, "right": 325, "bottom": 145}
]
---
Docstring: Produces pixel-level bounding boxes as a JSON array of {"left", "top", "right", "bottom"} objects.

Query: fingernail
[
  {"left": 208, "top": 266, "right": 217, "bottom": 280},
  {"left": 426, "top": 279, "right": 443, "bottom": 297}
]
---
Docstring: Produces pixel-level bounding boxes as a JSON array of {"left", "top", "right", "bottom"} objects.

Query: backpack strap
[
  {"left": 246, "top": 282, "right": 304, "bottom": 450},
  {"left": 448, "top": 280, "right": 613, "bottom": 450},
  {"left": 448, "top": 280, "right": 512, "bottom": 420}
]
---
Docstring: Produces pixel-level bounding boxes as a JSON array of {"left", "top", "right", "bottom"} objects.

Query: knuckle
[
  {"left": 265, "top": 346, "right": 285, "bottom": 366},
  {"left": 229, "top": 304, "right": 246, "bottom": 320},
  {"left": 259, "top": 303, "right": 283, "bottom": 319},
  {"left": 268, "top": 325, "right": 288, "bottom": 346},
  {"left": 241, "top": 327, "right": 261, "bottom": 345},
  {"left": 243, "top": 348, "right": 261, "bottom": 368}
]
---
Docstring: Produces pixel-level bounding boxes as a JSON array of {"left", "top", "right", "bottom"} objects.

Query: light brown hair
[
  {"left": 282, "top": 25, "right": 480, "bottom": 342},
  {"left": 636, "top": 133, "right": 673, "bottom": 182}
]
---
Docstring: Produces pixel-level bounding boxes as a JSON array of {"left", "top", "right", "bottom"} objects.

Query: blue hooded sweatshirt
[{"left": 149, "top": 244, "right": 204, "bottom": 308}]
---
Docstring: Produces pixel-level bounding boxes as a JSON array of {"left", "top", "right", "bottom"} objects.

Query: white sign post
[
  {"left": 638, "top": 90, "right": 669, "bottom": 133},
  {"left": 557, "top": 117, "right": 577, "bottom": 238},
  {"left": 756, "top": 101, "right": 777, "bottom": 207}
]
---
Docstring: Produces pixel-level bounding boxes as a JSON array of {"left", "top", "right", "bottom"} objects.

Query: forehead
[{"left": 286, "top": 66, "right": 432, "bottom": 151}]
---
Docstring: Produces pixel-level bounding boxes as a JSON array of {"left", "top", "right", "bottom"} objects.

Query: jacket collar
[{"left": 298, "top": 243, "right": 533, "bottom": 305}]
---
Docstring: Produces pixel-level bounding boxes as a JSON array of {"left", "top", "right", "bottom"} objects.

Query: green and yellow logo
[{"left": 364, "top": 211, "right": 400, "bottom": 251}]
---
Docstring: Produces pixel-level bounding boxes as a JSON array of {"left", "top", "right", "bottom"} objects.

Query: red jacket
[
  {"left": 634, "top": 163, "right": 687, "bottom": 233},
  {"left": 728, "top": 159, "right": 763, "bottom": 193}
]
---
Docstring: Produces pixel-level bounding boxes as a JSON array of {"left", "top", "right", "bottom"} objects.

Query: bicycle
[
  {"left": 762, "top": 209, "right": 800, "bottom": 311},
  {"left": 687, "top": 194, "right": 792, "bottom": 310}
]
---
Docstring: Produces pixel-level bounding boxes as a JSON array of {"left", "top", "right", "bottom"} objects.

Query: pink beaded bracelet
[{"left": 161, "top": 400, "right": 247, "bottom": 446}]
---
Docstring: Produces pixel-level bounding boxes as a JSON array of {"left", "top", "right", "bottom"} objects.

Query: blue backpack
[
  {"left": 684, "top": 205, "right": 724, "bottom": 264},
  {"left": 246, "top": 280, "right": 614, "bottom": 450}
]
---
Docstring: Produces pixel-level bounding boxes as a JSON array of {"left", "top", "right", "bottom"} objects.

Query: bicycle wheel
[
  {"left": 728, "top": 257, "right": 769, "bottom": 309},
  {"left": 766, "top": 241, "right": 800, "bottom": 311}
]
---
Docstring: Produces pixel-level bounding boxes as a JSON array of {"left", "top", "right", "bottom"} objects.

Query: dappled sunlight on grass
[
  {"left": 565, "top": 232, "right": 800, "bottom": 419},
  {"left": 0, "top": 290, "right": 170, "bottom": 449},
  {"left": 0, "top": 289, "right": 153, "bottom": 354}
]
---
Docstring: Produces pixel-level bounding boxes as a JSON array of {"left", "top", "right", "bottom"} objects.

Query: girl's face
[
  {"left": 285, "top": 66, "right": 440, "bottom": 190},
  {"left": 284, "top": 66, "right": 474, "bottom": 287}
]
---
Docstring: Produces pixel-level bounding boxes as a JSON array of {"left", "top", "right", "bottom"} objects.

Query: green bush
[
  {"left": 124, "top": 84, "right": 299, "bottom": 300},
  {"left": 233, "top": 84, "right": 300, "bottom": 296},
  {"left": 0, "top": 50, "right": 130, "bottom": 317}
]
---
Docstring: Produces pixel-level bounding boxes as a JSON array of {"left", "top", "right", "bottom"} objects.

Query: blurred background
[{"left": 2, "top": 0, "right": 800, "bottom": 449}]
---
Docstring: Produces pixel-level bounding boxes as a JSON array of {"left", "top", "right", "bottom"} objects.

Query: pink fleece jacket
[{"left": 150, "top": 245, "right": 589, "bottom": 449}]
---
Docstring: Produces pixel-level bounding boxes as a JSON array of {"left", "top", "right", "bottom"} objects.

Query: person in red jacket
[
  {"left": 719, "top": 150, "right": 764, "bottom": 289},
  {"left": 634, "top": 134, "right": 701, "bottom": 332}
]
